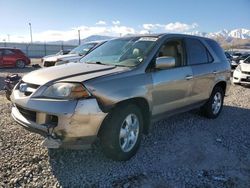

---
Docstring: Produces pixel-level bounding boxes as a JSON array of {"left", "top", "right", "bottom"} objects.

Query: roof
[
  {"left": 117, "top": 33, "right": 213, "bottom": 41},
  {"left": 0, "top": 47, "right": 18, "bottom": 50}
]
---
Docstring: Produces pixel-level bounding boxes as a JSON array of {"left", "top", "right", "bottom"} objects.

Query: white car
[
  {"left": 42, "top": 41, "right": 105, "bottom": 67},
  {"left": 233, "top": 56, "right": 250, "bottom": 84}
]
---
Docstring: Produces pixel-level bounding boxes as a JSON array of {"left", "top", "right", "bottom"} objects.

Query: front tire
[
  {"left": 201, "top": 86, "right": 224, "bottom": 119},
  {"left": 100, "top": 104, "right": 143, "bottom": 161}
]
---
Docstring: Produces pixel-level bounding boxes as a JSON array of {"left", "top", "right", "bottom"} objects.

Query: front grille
[
  {"left": 44, "top": 61, "right": 56, "bottom": 67},
  {"left": 242, "top": 71, "right": 250, "bottom": 75},
  {"left": 16, "top": 106, "right": 36, "bottom": 122},
  {"left": 241, "top": 78, "right": 250, "bottom": 82}
]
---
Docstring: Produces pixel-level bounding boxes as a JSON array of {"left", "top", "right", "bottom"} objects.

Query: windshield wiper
[{"left": 86, "top": 61, "right": 108, "bottom": 65}]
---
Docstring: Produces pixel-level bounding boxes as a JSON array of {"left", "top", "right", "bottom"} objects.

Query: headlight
[
  {"left": 236, "top": 65, "right": 242, "bottom": 72},
  {"left": 42, "top": 83, "right": 90, "bottom": 99}
]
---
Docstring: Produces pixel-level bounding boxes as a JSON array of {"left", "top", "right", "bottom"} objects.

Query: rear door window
[{"left": 185, "top": 38, "right": 213, "bottom": 65}]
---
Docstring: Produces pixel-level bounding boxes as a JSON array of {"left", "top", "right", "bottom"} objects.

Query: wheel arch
[
  {"left": 213, "top": 80, "right": 227, "bottom": 94},
  {"left": 97, "top": 97, "right": 151, "bottom": 137}
]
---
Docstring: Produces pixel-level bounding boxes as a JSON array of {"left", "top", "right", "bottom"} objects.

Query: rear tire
[
  {"left": 100, "top": 104, "right": 143, "bottom": 161},
  {"left": 200, "top": 86, "right": 224, "bottom": 119},
  {"left": 16, "top": 60, "right": 26, "bottom": 68}
]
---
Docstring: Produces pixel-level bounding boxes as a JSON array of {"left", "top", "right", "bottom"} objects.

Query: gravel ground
[{"left": 0, "top": 67, "right": 250, "bottom": 187}]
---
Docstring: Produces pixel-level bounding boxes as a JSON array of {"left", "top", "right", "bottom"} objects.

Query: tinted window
[
  {"left": 185, "top": 38, "right": 212, "bottom": 65},
  {"left": 245, "top": 56, "right": 250, "bottom": 64},
  {"left": 225, "top": 52, "right": 231, "bottom": 58},
  {"left": 4, "top": 49, "right": 14, "bottom": 55},
  {"left": 206, "top": 39, "right": 227, "bottom": 61}
]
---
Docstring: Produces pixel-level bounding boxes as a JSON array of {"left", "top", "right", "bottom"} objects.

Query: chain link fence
[{"left": 0, "top": 42, "right": 77, "bottom": 58}]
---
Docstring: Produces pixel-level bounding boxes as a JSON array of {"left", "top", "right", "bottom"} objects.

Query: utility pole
[
  {"left": 29, "top": 23, "right": 33, "bottom": 43},
  {"left": 3, "top": 39, "right": 6, "bottom": 47},
  {"left": 78, "top": 30, "right": 81, "bottom": 45},
  {"left": 7, "top": 34, "right": 10, "bottom": 42}
]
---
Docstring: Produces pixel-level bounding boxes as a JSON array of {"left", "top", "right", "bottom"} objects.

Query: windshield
[
  {"left": 69, "top": 43, "right": 96, "bottom": 56},
  {"left": 245, "top": 56, "right": 250, "bottom": 64},
  {"left": 80, "top": 37, "right": 158, "bottom": 67}
]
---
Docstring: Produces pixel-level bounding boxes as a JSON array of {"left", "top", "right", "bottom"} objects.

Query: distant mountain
[
  {"left": 45, "top": 29, "right": 250, "bottom": 49},
  {"left": 46, "top": 35, "right": 114, "bottom": 45},
  {"left": 187, "top": 28, "right": 250, "bottom": 40},
  {"left": 186, "top": 28, "right": 250, "bottom": 49},
  {"left": 81, "top": 35, "right": 114, "bottom": 43}
]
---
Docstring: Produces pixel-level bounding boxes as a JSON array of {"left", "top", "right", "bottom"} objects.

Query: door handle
[{"left": 185, "top": 75, "right": 193, "bottom": 80}]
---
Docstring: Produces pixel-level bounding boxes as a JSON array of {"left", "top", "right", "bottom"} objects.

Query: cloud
[
  {"left": 96, "top": 20, "right": 106, "bottom": 25},
  {"left": 142, "top": 24, "right": 164, "bottom": 30},
  {"left": 142, "top": 22, "right": 198, "bottom": 32},
  {"left": 0, "top": 21, "right": 199, "bottom": 43},
  {"left": 111, "top": 25, "right": 135, "bottom": 36},
  {"left": 165, "top": 22, "right": 198, "bottom": 32},
  {"left": 112, "top": 20, "right": 120, "bottom": 25},
  {"left": 139, "top": 30, "right": 150, "bottom": 34}
]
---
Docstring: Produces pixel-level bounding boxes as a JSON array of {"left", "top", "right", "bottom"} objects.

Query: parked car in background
[
  {"left": 0, "top": 48, "right": 31, "bottom": 68},
  {"left": 225, "top": 52, "right": 233, "bottom": 61},
  {"left": 41, "top": 49, "right": 71, "bottom": 63},
  {"left": 42, "top": 41, "right": 105, "bottom": 67},
  {"left": 233, "top": 56, "right": 250, "bottom": 85},
  {"left": 239, "top": 55, "right": 250, "bottom": 64},
  {"left": 10, "top": 34, "right": 231, "bottom": 161},
  {"left": 232, "top": 52, "right": 242, "bottom": 59},
  {"left": 225, "top": 52, "right": 236, "bottom": 68},
  {"left": 234, "top": 53, "right": 250, "bottom": 64}
]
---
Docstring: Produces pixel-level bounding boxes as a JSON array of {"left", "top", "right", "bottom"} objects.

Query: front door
[{"left": 151, "top": 38, "right": 193, "bottom": 116}]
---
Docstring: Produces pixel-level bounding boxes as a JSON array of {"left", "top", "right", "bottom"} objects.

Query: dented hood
[{"left": 22, "top": 63, "right": 128, "bottom": 85}]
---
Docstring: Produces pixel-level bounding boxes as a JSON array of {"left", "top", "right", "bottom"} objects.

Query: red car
[{"left": 0, "top": 48, "right": 31, "bottom": 68}]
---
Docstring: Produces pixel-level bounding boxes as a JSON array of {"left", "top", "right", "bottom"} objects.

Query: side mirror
[{"left": 155, "top": 56, "right": 175, "bottom": 69}]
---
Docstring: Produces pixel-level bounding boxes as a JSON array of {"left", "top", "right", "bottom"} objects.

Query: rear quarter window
[
  {"left": 205, "top": 39, "right": 227, "bottom": 61},
  {"left": 185, "top": 38, "right": 213, "bottom": 65}
]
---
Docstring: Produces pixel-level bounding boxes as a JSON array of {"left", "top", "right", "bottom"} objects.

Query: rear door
[
  {"left": 151, "top": 38, "right": 194, "bottom": 116},
  {"left": 185, "top": 38, "right": 215, "bottom": 104}
]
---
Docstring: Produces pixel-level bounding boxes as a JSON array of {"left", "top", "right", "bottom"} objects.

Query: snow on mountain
[
  {"left": 188, "top": 28, "right": 250, "bottom": 39},
  {"left": 228, "top": 28, "right": 250, "bottom": 39},
  {"left": 46, "top": 28, "right": 250, "bottom": 45}
]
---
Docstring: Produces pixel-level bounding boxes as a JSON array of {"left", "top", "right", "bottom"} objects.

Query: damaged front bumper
[{"left": 11, "top": 89, "right": 107, "bottom": 149}]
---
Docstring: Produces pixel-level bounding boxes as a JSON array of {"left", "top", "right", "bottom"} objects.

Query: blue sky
[{"left": 0, "top": 0, "right": 249, "bottom": 42}]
